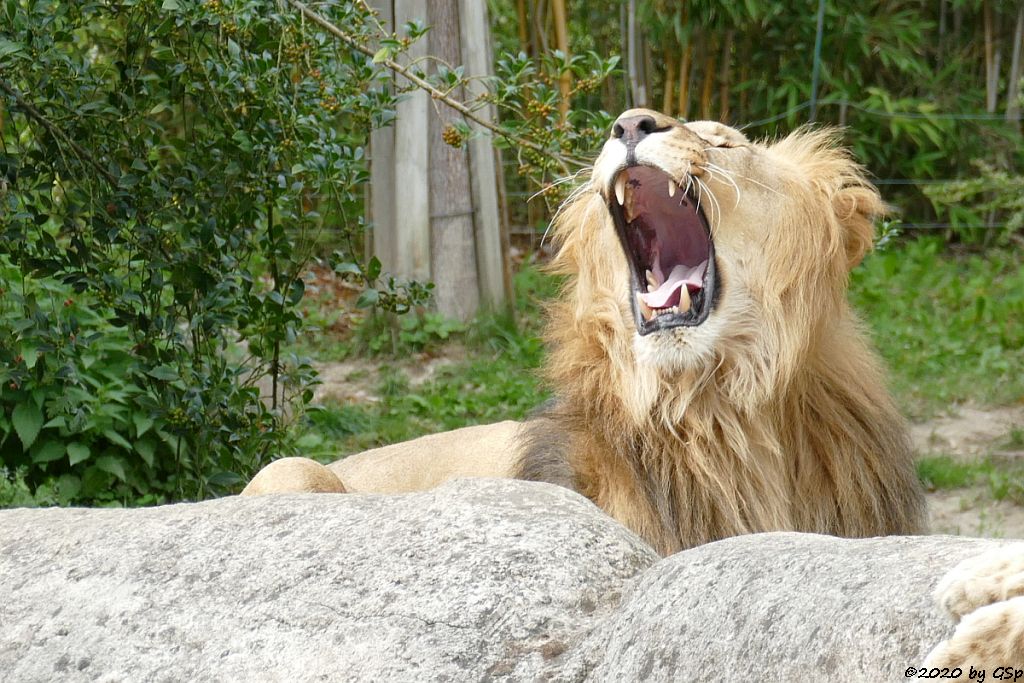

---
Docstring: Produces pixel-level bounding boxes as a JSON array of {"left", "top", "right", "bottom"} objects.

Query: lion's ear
[{"left": 833, "top": 184, "right": 883, "bottom": 270}]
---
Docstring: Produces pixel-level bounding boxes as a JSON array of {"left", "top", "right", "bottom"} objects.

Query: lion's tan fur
[
  {"left": 243, "top": 111, "right": 925, "bottom": 557},
  {"left": 521, "top": 114, "right": 925, "bottom": 554}
]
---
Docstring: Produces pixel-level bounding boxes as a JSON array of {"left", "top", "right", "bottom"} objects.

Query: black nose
[{"left": 612, "top": 114, "right": 658, "bottom": 145}]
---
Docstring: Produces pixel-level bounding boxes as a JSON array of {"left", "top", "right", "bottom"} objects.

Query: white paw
[
  {"left": 935, "top": 545, "right": 1024, "bottom": 621},
  {"left": 923, "top": 595, "right": 1024, "bottom": 669},
  {"left": 924, "top": 545, "right": 1024, "bottom": 671}
]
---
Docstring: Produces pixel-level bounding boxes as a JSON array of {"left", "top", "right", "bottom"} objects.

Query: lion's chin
[{"left": 631, "top": 315, "right": 725, "bottom": 374}]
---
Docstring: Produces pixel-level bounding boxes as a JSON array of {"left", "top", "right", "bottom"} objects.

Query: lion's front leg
[
  {"left": 241, "top": 457, "right": 347, "bottom": 495},
  {"left": 924, "top": 546, "right": 1024, "bottom": 670},
  {"left": 241, "top": 420, "right": 524, "bottom": 496}
]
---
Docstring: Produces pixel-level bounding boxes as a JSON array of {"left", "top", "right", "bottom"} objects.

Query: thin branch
[
  {"left": 0, "top": 78, "right": 118, "bottom": 186},
  {"left": 284, "top": 0, "right": 588, "bottom": 172}
]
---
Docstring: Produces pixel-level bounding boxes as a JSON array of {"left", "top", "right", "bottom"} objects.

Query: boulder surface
[{"left": 0, "top": 479, "right": 1012, "bottom": 681}]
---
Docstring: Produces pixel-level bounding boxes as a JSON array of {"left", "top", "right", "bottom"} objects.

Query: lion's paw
[
  {"left": 923, "top": 545, "right": 1024, "bottom": 671},
  {"left": 923, "top": 595, "right": 1024, "bottom": 668},
  {"left": 935, "top": 546, "right": 1024, "bottom": 620}
]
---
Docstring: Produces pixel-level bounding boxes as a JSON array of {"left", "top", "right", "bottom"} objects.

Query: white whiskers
[
  {"left": 541, "top": 167, "right": 594, "bottom": 247},
  {"left": 702, "top": 162, "right": 743, "bottom": 208},
  {"left": 704, "top": 149, "right": 785, "bottom": 197}
]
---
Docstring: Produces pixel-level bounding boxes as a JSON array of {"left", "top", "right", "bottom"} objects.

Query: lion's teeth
[
  {"left": 614, "top": 175, "right": 626, "bottom": 205},
  {"left": 645, "top": 270, "right": 657, "bottom": 289},
  {"left": 668, "top": 180, "right": 676, "bottom": 198},
  {"left": 636, "top": 291, "right": 653, "bottom": 321},
  {"left": 678, "top": 287, "right": 692, "bottom": 313}
]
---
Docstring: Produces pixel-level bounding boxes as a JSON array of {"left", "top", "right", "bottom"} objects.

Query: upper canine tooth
[
  {"left": 614, "top": 175, "right": 626, "bottom": 206},
  {"left": 668, "top": 180, "right": 676, "bottom": 198}
]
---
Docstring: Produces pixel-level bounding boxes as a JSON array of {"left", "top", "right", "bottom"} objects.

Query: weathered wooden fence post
[{"left": 369, "top": 0, "right": 509, "bottom": 320}]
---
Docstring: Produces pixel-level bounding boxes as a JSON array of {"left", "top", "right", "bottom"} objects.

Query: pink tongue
[{"left": 640, "top": 261, "right": 708, "bottom": 308}]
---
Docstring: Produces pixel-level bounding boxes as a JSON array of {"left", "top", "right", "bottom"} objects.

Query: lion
[{"left": 243, "top": 108, "right": 927, "bottom": 556}]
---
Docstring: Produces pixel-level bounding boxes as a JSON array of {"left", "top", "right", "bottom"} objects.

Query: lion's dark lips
[{"left": 608, "top": 165, "right": 718, "bottom": 335}]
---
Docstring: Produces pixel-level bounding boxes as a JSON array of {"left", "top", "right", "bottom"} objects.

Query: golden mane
[{"left": 517, "top": 116, "right": 925, "bottom": 555}]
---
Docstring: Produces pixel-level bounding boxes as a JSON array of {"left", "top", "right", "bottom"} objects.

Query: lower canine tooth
[
  {"left": 678, "top": 287, "right": 692, "bottom": 313},
  {"left": 636, "top": 292, "right": 653, "bottom": 321},
  {"left": 646, "top": 270, "right": 657, "bottom": 288}
]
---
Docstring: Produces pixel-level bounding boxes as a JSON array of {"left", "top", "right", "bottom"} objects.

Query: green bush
[
  {"left": 0, "top": 258, "right": 267, "bottom": 504},
  {"left": 0, "top": 1, "right": 407, "bottom": 503}
]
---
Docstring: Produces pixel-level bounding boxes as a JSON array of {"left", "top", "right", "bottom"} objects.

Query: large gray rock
[
  {"left": 572, "top": 533, "right": 1013, "bottom": 681},
  {"left": 0, "top": 479, "right": 1014, "bottom": 682},
  {"left": 0, "top": 480, "right": 657, "bottom": 682}
]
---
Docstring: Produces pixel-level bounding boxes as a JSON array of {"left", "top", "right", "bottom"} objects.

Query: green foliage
[
  {"left": 0, "top": 466, "right": 59, "bottom": 508},
  {"left": 0, "top": 0, "right": 410, "bottom": 503},
  {"left": 850, "top": 237, "right": 1024, "bottom": 418},
  {"left": 354, "top": 311, "right": 467, "bottom": 357},
  {"left": 917, "top": 455, "right": 1024, "bottom": 505},
  {"left": 923, "top": 163, "right": 1024, "bottom": 245},
  {"left": 917, "top": 455, "right": 988, "bottom": 490},
  {"left": 490, "top": 50, "right": 619, "bottom": 189},
  {"left": 492, "top": 1, "right": 1024, "bottom": 240}
]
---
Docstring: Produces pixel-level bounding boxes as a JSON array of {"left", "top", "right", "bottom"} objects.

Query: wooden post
[
  {"left": 370, "top": 0, "right": 509, "bottom": 320},
  {"left": 393, "top": 0, "right": 431, "bottom": 282},
  {"left": 428, "top": 0, "right": 480, "bottom": 321},
  {"left": 368, "top": 0, "right": 397, "bottom": 273},
  {"left": 460, "top": 0, "right": 510, "bottom": 311}
]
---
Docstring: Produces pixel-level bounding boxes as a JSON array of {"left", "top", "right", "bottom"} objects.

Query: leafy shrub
[{"left": 0, "top": 0, "right": 407, "bottom": 503}]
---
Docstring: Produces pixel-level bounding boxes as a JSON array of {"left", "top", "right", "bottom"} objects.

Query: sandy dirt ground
[{"left": 912, "top": 405, "right": 1024, "bottom": 540}]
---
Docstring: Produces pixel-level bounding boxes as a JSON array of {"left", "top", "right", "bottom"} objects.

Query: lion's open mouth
[{"left": 608, "top": 165, "right": 717, "bottom": 335}]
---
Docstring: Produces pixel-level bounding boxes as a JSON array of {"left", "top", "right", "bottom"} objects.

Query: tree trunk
[
  {"left": 718, "top": 30, "right": 733, "bottom": 122},
  {"left": 1007, "top": 5, "right": 1024, "bottom": 127},
  {"left": 428, "top": 0, "right": 480, "bottom": 320},
  {"left": 551, "top": 0, "right": 571, "bottom": 122}
]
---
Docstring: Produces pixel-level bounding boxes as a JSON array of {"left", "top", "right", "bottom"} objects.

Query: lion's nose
[{"left": 612, "top": 113, "right": 658, "bottom": 145}]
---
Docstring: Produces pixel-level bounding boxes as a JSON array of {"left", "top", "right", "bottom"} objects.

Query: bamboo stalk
[
  {"left": 1007, "top": 4, "right": 1024, "bottom": 126},
  {"left": 662, "top": 48, "right": 677, "bottom": 115},
  {"left": 700, "top": 39, "right": 716, "bottom": 120},
  {"left": 718, "top": 30, "right": 733, "bottom": 122},
  {"left": 551, "top": 0, "right": 571, "bottom": 122},
  {"left": 516, "top": 0, "right": 530, "bottom": 56},
  {"left": 677, "top": 43, "right": 691, "bottom": 119},
  {"left": 984, "top": 0, "right": 996, "bottom": 113}
]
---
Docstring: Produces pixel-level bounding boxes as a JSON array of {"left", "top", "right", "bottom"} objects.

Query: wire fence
[{"left": 505, "top": 99, "right": 1020, "bottom": 234}]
